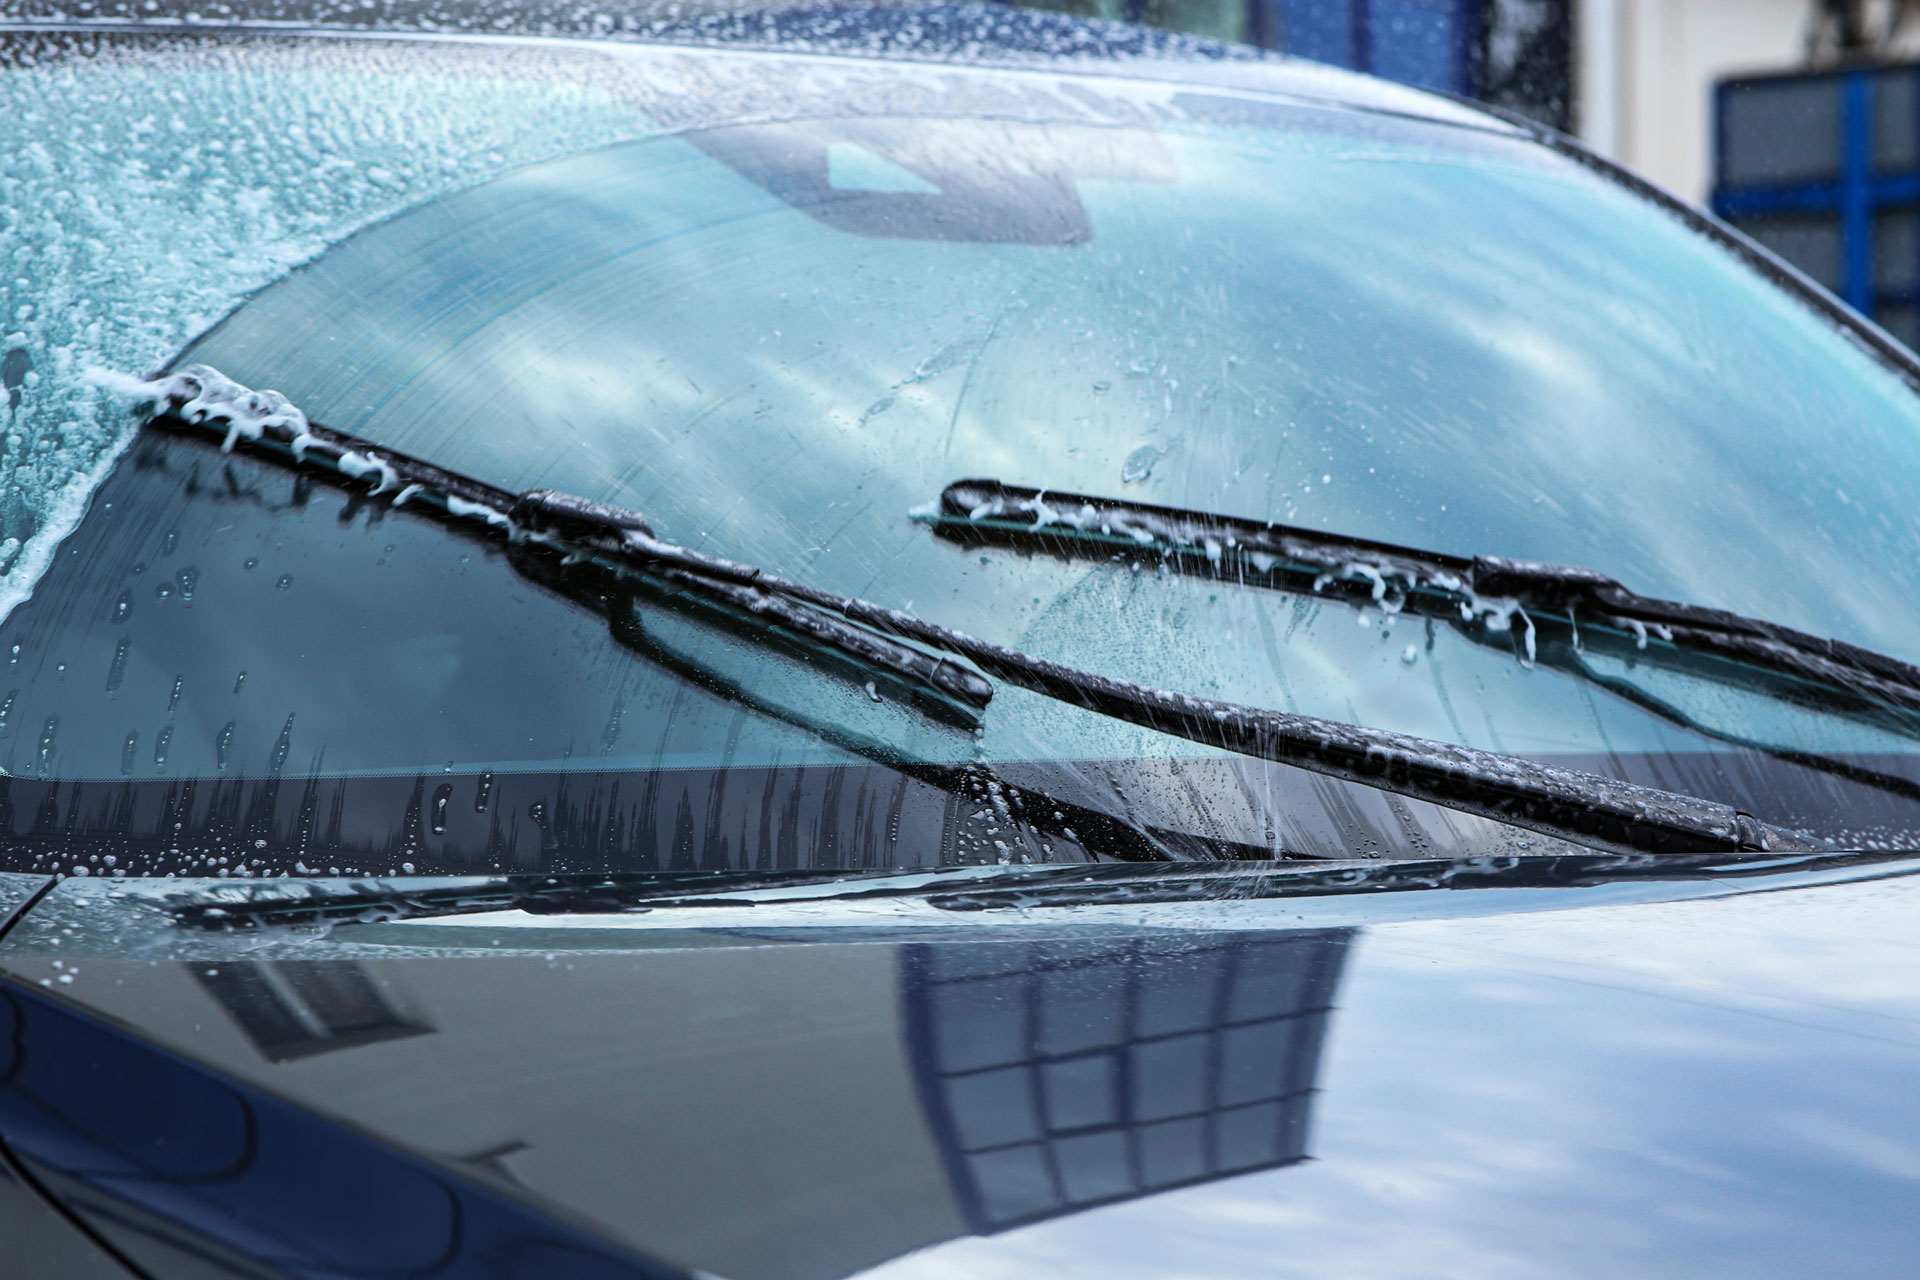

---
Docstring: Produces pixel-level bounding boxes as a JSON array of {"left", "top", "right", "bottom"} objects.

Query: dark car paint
[
  {"left": 1, "top": 858, "right": 1919, "bottom": 1279},
  {"left": 0, "top": 982, "right": 681, "bottom": 1280}
]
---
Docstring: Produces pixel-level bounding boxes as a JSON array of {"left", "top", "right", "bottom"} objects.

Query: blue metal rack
[{"left": 1714, "top": 64, "right": 1920, "bottom": 351}]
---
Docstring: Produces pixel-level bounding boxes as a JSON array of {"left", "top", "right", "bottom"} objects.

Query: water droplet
[
  {"left": 111, "top": 590, "right": 132, "bottom": 623},
  {"left": 232, "top": 670, "right": 246, "bottom": 695},
  {"left": 1400, "top": 644, "right": 1419, "bottom": 665},
  {"left": 153, "top": 724, "right": 173, "bottom": 770},
  {"left": 214, "top": 721, "right": 235, "bottom": 772},
  {"left": 105, "top": 636, "right": 129, "bottom": 693},
  {"left": 36, "top": 715, "right": 56, "bottom": 775},
  {"left": 274, "top": 574, "right": 293, "bottom": 591},
  {"left": 154, "top": 582, "right": 172, "bottom": 600},
  {"left": 0, "top": 689, "right": 15, "bottom": 736},
  {"left": 167, "top": 675, "right": 184, "bottom": 714},
  {"left": 269, "top": 712, "right": 293, "bottom": 778},
  {"left": 160, "top": 530, "right": 178, "bottom": 556},
  {"left": 1121, "top": 443, "right": 1165, "bottom": 484},
  {"left": 431, "top": 783, "right": 452, "bottom": 834},
  {"left": 176, "top": 565, "right": 199, "bottom": 604},
  {"left": 120, "top": 731, "right": 136, "bottom": 776},
  {"left": 864, "top": 680, "right": 882, "bottom": 702},
  {"left": 474, "top": 771, "right": 493, "bottom": 813},
  {"left": 242, "top": 556, "right": 258, "bottom": 571}
]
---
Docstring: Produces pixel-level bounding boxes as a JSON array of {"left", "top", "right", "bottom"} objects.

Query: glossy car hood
[{"left": 2, "top": 856, "right": 1919, "bottom": 1279}]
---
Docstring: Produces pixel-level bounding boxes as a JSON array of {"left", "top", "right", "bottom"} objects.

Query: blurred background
[{"left": 997, "top": 0, "right": 1920, "bottom": 349}]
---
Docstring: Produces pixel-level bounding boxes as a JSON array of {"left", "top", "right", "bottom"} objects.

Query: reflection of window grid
[
  {"left": 192, "top": 961, "right": 431, "bottom": 1062},
  {"left": 900, "top": 931, "right": 1350, "bottom": 1233}
]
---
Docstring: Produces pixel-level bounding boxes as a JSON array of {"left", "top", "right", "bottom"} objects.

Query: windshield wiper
[
  {"left": 155, "top": 849, "right": 1920, "bottom": 930},
  {"left": 929, "top": 477, "right": 1920, "bottom": 768},
  {"left": 131, "top": 367, "right": 1818, "bottom": 856}
]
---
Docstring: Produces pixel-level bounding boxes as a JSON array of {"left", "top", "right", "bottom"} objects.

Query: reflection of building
[
  {"left": 192, "top": 959, "right": 431, "bottom": 1061},
  {"left": 39, "top": 923, "right": 1354, "bottom": 1280},
  {"left": 901, "top": 932, "right": 1349, "bottom": 1234}
]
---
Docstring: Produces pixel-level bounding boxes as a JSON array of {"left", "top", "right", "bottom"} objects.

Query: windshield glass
[{"left": 9, "top": 33, "right": 1920, "bottom": 871}]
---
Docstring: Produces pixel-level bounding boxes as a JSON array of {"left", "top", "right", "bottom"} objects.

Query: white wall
[{"left": 1573, "top": 0, "right": 1910, "bottom": 208}]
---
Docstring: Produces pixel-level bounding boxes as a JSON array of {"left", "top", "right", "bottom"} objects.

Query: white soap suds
[{"left": 0, "top": 43, "right": 656, "bottom": 627}]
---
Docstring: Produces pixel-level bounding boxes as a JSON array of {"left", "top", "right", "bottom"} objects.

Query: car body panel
[{"left": 2, "top": 861, "right": 1918, "bottom": 1279}]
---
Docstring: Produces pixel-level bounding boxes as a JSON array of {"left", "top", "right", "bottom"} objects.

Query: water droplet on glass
[
  {"left": 232, "top": 670, "right": 246, "bottom": 695},
  {"left": 431, "top": 783, "right": 452, "bottom": 835},
  {"left": 36, "top": 715, "right": 56, "bottom": 775},
  {"left": 214, "top": 721, "right": 235, "bottom": 772},
  {"left": 153, "top": 724, "right": 173, "bottom": 770},
  {"left": 269, "top": 712, "right": 293, "bottom": 778},
  {"left": 1121, "top": 444, "right": 1165, "bottom": 484},
  {"left": 168, "top": 675, "right": 184, "bottom": 714},
  {"left": 275, "top": 574, "right": 293, "bottom": 591},
  {"left": 111, "top": 590, "right": 132, "bottom": 623},
  {"left": 105, "top": 636, "right": 129, "bottom": 693},
  {"left": 120, "top": 731, "right": 136, "bottom": 776},
  {"left": 176, "top": 565, "right": 199, "bottom": 604},
  {"left": 242, "top": 556, "right": 258, "bottom": 572}
]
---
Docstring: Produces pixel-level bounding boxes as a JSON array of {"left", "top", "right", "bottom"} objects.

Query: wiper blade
[
  {"left": 133, "top": 367, "right": 1817, "bottom": 856},
  {"left": 155, "top": 849, "right": 1920, "bottom": 931},
  {"left": 137, "top": 367, "right": 993, "bottom": 722},
  {"left": 929, "top": 478, "right": 1920, "bottom": 728}
]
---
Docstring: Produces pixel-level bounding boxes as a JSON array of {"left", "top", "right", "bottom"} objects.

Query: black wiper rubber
[
  {"left": 157, "top": 849, "right": 1920, "bottom": 931},
  {"left": 135, "top": 372, "right": 1817, "bottom": 856},
  {"left": 931, "top": 478, "right": 1920, "bottom": 727}
]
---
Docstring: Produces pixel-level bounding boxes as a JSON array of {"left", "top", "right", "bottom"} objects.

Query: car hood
[{"left": 2, "top": 855, "right": 1919, "bottom": 1279}]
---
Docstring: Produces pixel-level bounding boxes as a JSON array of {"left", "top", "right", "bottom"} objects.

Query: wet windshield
[{"left": 9, "top": 34, "right": 1920, "bottom": 870}]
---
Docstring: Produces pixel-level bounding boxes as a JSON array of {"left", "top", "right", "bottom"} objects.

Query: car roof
[{"left": 0, "top": 0, "right": 1518, "bottom": 133}]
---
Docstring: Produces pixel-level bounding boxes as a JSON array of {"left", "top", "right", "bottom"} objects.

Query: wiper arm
[
  {"left": 133, "top": 367, "right": 1816, "bottom": 856},
  {"left": 929, "top": 478, "right": 1920, "bottom": 732}
]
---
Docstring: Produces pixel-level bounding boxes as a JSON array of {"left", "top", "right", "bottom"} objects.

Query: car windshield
[{"left": 8, "top": 31, "right": 1920, "bottom": 871}]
